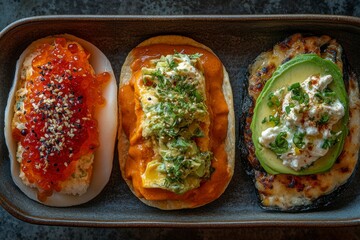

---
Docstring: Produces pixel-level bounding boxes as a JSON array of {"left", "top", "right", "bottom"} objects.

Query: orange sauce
[
  {"left": 119, "top": 44, "right": 230, "bottom": 207},
  {"left": 14, "top": 38, "right": 109, "bottom": 200}
]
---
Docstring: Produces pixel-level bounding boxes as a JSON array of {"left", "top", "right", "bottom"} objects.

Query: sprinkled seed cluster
[{"left": 27, "top": 57, "right": 89, "bottom": 172}]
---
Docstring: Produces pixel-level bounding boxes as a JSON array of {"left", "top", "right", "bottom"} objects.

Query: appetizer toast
[
  {"left": 118, "top": 35, "right": 235, "bottom": 209},
  {"left": 4, "top": 34, "right": 117, "bottom": 206},
  {"left": 243, "top": 34, "right": 360, "bottom": 211}
]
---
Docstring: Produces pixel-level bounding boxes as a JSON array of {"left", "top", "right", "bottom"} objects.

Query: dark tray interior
[{"left": 1, "top": 15, "right": 360, "bottom": 227}]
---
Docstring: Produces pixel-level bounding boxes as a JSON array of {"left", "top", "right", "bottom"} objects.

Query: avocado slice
[{"left": 251, "top": 54, "right": 349, "bottom": 175}]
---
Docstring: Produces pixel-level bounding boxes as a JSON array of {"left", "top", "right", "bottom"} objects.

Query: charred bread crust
[{"left": 242, "top": 34, "right": 360, "bottom": 211}]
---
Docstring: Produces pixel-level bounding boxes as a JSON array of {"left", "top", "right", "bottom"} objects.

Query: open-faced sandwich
[
  {"left": 118, "top": 35, "right": 235, "bottom": 209},
  {"left": 243, "top": 33, "right": 360, "bottom": 211},
  {"left": 4, "top": 34, "right": 117, "bottom": 206}
]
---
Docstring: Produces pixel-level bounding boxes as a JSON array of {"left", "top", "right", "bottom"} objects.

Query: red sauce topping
[{"left": 14, "top": 38, "right": 109, "bottom": 199}]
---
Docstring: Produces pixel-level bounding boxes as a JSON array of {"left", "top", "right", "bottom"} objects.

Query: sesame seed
[{"left": 21, "top": 53, "right": 96, "bottom": 173}]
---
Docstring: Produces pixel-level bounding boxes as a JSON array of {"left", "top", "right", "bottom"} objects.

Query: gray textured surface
[{"left": 1, "top": 0, "right": 360, "bottom": 239}]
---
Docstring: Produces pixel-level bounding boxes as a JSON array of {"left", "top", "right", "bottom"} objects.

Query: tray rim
[
  {"left": 1, "top": 14, "right": 360, "bottom": 228},
  {"left": 2, "top": 14, "right": 360, "bottom": 37}
]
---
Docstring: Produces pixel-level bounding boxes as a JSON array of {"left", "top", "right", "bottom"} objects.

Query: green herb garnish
[
  {"left": 315, "top": 87, "right": 337, "bottom": 105},
  {"left": 269, "top": 114, "right": 280, "bottom": 126},
  {"left": 293, "top": 131, "right": 305, "bottom": 149},
  {"left": 321, "top": 134, "right": 339, "bottom": 149},
  {"left": 262, "top": 117, "right": 267, "bottom": 124},
  {"left": 269, "top": 132, "right": 289, "bottom": 154},
  {"left": 317, "top": 113, "right": 330, "bottom": 125},
  {"left": 288, "top": 82, "right": 309, "bottom": 104},
  {"left": 267, "top": 92, "right": 281, "bottom": 108}
]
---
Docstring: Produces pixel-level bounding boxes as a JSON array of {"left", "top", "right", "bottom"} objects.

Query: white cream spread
[{"left": 259, "top": 75, "right": 345, "bottom": 170}]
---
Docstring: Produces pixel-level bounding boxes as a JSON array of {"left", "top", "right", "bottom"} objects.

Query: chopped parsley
[
  {"left": 166, "top": 58, "right": 178, "bottom": 70},
  {"left": 285, "top": 106, "right": 291, "bottom": 114},
  {"left": 188, "top": 53, "right": 203, "bottom": 59},
  {"left": 288, "top": 82, "right": 309, "bottom": 104},
  {"left": 269, "top": 132, "right": 289, "bottom": 154},
  {"left": 322, "top": 134, "right": 339, "bottom": 149},
  {"left": 317, "top": 113, "right": 330, "bottom": 126},
  {"left": 269, "top": 114, "right": 280, "bottom": 126},
  {"left": 262, "top": 117, "right": 267, "bottom": 124},
  {"left": 285, "top": 103, "right": 295, "bottom": 114},
  {"left": 293, "top": 131, "right": 305, "bottom": 149},
  {"left": 267, "top": 92, "right": 281, "bottom": 108},
  {"left": 141, "top": 52, "right": 211, "bottom": 193},
  {"left": 315, "top": 87, "right": 337, "bottom": 105}
]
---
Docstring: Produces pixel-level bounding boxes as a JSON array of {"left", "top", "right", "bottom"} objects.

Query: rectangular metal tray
[{"left": 1, "top": 15, "right": 360, "bottom": 227}]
